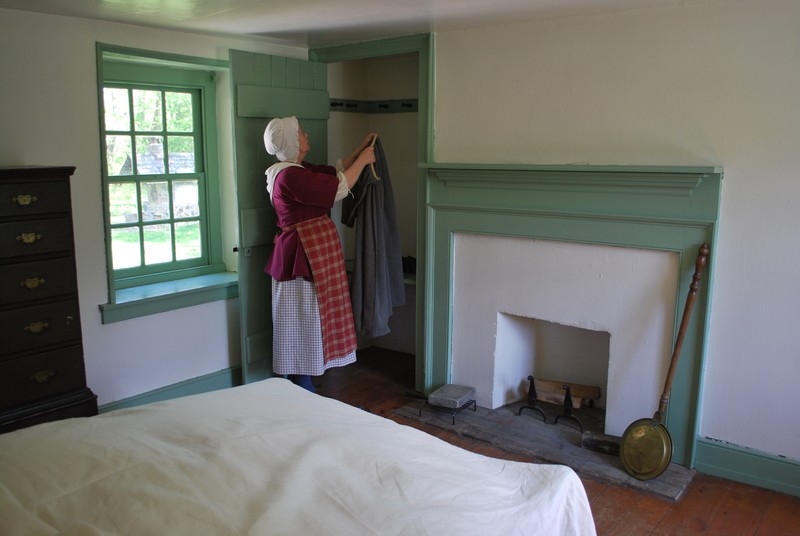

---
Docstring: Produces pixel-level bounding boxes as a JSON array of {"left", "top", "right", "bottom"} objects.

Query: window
[
  {"left": 104, "top": 85, "right": 206, "bottom": 280},
  {"left": 97, "top": 45, "right": 236, "bottom": 323}
]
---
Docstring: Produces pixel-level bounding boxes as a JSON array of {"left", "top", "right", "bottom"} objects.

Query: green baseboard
[
  {"left": 99, "top": 366, "right": 242, "bottom": 413},
  {"left": 694, "top": 437, "right": 799, "bottom": 497}
]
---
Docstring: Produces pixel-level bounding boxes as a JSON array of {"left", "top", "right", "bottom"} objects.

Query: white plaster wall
[
  {"left": 494, "top": 314, "right": 540, "bottom": 408},
  {"left": 435, "top": 0, "right": 800, "bottom": 459},
  {"left": 0, "top": 8, "right": 305, "bottom": 404},
  {"left": 452, "top": 236, "right": 678, "bottom": 436}
]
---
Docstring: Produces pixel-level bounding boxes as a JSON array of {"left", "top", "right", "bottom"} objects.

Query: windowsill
[{"left": 99, "top": 272, "right": 239, "bottom": 324}]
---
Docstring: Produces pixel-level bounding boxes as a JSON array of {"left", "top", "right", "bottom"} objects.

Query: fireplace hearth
[
  {"left": 422, "top": 162, "right": 722, "bottom": 468},
  {"left": 395, "top": 396, "right": 695, "bottom": 502}
]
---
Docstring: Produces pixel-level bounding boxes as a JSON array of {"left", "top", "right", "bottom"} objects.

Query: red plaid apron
[{"left": 293, "top": 216, "right": 357, "bottom": 363}]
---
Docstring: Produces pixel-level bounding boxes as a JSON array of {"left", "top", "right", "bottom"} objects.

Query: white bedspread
[{"left": 0, "top": 379, "right": 596, "bottom": 535}]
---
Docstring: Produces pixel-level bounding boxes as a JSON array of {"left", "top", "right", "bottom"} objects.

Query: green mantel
[{"left": 421, "top": 162, "right": 722, "bottom": 468}]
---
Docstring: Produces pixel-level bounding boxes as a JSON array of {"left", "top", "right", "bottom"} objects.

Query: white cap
[{"left": 263, "top": 116, "right": 299, "bottom": 162}]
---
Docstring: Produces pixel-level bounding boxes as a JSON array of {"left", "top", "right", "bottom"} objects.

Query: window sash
[{"left": 99, "top": 56, "right": 219, "bottom": 290}]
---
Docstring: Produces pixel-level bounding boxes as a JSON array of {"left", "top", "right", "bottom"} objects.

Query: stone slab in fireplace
[{"left": 422, "top": 162, "right": 722, "bottom": 468}]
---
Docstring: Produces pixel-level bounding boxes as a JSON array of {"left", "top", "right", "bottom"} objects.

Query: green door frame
[{"left": 310, "top": 34, "right": 434, "bottom": 394}]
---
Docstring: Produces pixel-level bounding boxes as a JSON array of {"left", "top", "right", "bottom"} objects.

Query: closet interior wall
[{"left": 328, "top": 54, "right": 419, "bottom": 354}]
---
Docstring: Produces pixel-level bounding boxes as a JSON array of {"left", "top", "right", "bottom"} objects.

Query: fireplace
[
  {"left": 451, "top": 234, "right": 679, "bottom": 437},
  {"left": 493, "top": 314, "right": 611, "bottom": 412},
  {"left": 422, "top": 163, "right": 722, "bottom": 467}
]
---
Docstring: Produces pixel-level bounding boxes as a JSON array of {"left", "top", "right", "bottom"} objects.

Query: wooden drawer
[
  {"left": 0, "top": 178, "right": 71, "bottom": 218},
  {"left": 0, "top": 257, "right": 77, "bottom": 306},
  {"left": 0, "top": 217, "right": 73, "bottom": 260},
  {"left": 0, "top": 166, "right": 95, "bottom": 433},
  {"left": 0, "top": 346, "right": 87, "bottom": 410},
  {"left": 0, "top": 299, "right": 82, "bottom": 357}
]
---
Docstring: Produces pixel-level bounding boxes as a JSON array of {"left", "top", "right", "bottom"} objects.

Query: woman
[{"left": 263, "top": 116, "right": 376, "bottom": 392}]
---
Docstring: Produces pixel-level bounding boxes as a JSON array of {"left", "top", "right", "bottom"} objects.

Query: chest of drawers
[{"left": 0, "top": 166, "right": 97, "bottom": 433}]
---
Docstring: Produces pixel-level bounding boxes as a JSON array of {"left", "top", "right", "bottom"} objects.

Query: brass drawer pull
[
  {"left": 24, "top": 321, "right": 49, "bottom": 334},
  {"left": 21, "top": 277, "right": 47, "bottom": 290},
  {"left": 16, "top": 232, "right": 42, "bottom": 244},
  {"left": 30, "top": 369, "right": 56, "bottom": 383},
  {"left": 12, "top": 194, "right": 38, "bottom": 207}
]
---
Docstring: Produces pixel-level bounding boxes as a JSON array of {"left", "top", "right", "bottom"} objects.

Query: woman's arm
[
  {"left": 340, "top": 133, "right": 377, "bottom": 188},
  {"left": 341, "top": 134, "right": 376, "bottom": 170}
]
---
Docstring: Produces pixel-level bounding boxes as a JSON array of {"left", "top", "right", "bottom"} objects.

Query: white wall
[
  {"left": 434, "top": 0, "right": 800, "bottom": 460},
  {"left": 0, "top": 9, "right": 306, "bottom": 404}
]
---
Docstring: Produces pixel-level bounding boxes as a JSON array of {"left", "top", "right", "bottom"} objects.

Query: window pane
[
  {"left": 167, "top": 136, "right": 195, "bottom": 173},
  {"left": 100, "top": 66, "right": 211, "bottom": 284},
  {"left": 108, "top": 182, "right": 138, "bottom": 224},
  {"left": 136, "top": 136, "right": 164, "bottom": 174},
  {"left": 111, "top": 227, "right": 141, "bottom": 269},
  {"left": 103, "top": 88, "right": 130, "bottom": 131},
  {"left": 141, "top": 181, "right": 169, "bottom": 222},
  {"left": 172, "top": 180, "right": 199, "bottom": 218},
  {"left": 106, "top": 135, "right": 133, "bottom": 176},
  {"left": 133, "top": 89, "right": 162, "bottom": 131},
  {"left": 143, "top": 224, "right": 173, "bottom": 265},
  {"left": 175, "top": 221, "right": 201, "bottom": 260},
  {"left": 165, "top": 92, "right": 193, "bottom": 132}
]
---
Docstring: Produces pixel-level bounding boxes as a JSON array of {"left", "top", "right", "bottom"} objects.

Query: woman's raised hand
[
  {"left": 358, "top": 146, "right": 376, "bottom": 165},
  {"left": 362, "top": 133, "right": 378, "bottom": 149}
]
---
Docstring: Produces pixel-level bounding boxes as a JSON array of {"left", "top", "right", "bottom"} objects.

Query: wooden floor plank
[
  {"left": 704, "top": 480, "right": 773, "bottom": 536},
  {"left": 591, "top": 484, "right": 644, "bottom": 534},
  {"left": 602, "top": 491, "right": 673, "bottom": 535},
  {"left": 650, "top": 473, "right": 730, "bottom": 534},
  {"left": 754, "top": 491, "right": 800, "bottom": 536},
  {"left": 580, "top": 477, "right": 609, "bottom": 504}
]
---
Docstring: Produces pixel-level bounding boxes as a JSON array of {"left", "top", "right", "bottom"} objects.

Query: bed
[{"left": 0, "top": 378, "right": 596, "bottom": 535}]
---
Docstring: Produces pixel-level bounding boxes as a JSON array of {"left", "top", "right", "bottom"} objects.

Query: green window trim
[
  {"left": 96, "top": 44, "right": 234, "bottom": 323},
  {"left": 99, "top": 272, "right": 239, "bottom": 324}
]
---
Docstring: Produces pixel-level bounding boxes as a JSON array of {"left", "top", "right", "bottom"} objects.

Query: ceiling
[{"left": 0, "top": 0, "right": 682, "bottom": 48}]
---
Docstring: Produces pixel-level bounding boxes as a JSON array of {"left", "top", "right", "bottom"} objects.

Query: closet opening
[{"left": 327, "top": 53, "right": 419, "bottom": 364}]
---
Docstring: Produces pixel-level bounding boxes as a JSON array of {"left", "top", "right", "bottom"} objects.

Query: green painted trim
[
  {"left": 96, "top": 43, "right": 117, "bottom": 302},
  {"left": 98, "top": 42, "right": 229, "bottom": 70},
  {"left": 309, "top": 33, "right": 431, "bottom": 62},
  {"left": 99, "top": 272, "right": 238, "bottom": 323},
  {"left": 423, "top": 162, "right": 722, "bottom": 468},
  {"left": 237, "top": 84, "right": 330, "bottom": 119},
  {"left": 98, "top": 366, "right": 242, "bottom": 413},
  {"left": 695, "top": 438, "right": 800, "bottom": 497},
  {"left": 116, "top": 263, "right": 228, "bottom": 290},
  {"left": 421, "top": 162, "right": 722, "bottom": 174},
  {"left": 96, "top": 42, "right": 228, "bottom": 317}
]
